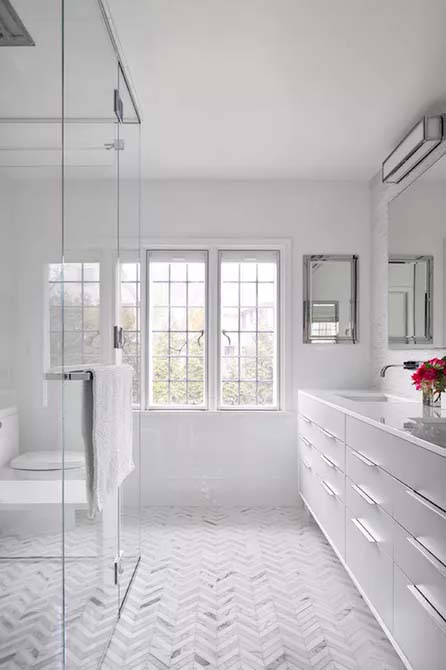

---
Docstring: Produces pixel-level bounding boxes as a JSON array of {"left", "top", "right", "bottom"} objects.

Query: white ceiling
[{"left": 106, "top": 0, "right": 446, "bottom": 180}]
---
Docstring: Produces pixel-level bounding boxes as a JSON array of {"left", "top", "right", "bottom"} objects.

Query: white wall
[
  {"left": 7, "top": 177, "right": 372, "bottom": 506},
  {"left": 140, "top": 179, "right": 372, "bottom": 505}
]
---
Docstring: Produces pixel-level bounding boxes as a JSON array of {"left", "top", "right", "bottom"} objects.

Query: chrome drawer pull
[
  {"left": 405, "top": 489, "right": 446, "bottom": 521},
  {"left": 319, "top": 479, "right": 336, "bottom": 497},
  {"left": 407, "top": 585, "right": 446, "bottom": 634},
  {"left": 350, "top": 449, "right": 377, "bottom": 467},
  {"left": 301, "top": 415, "right": 312, "bottom": 424},
  {"left": 351, "top": 517, "right": 378, "bottom": 543},
  {"left": 301, "top": 458, "right": 312, "bottom": 470},
  {"left": 320, "top": 426, "right": 337, "bottom": 440},
  {"left": 407, "top": 536, "right": 446, "bottom": 578},
  {"left": 320, "top": 453, "right": 336, "bottom": 469},
  {"left": 300, "top": 435, "right": 312, "bottom": 448},
  {"left": 352, "top": 483, "right": 377, "bottom": 505}
]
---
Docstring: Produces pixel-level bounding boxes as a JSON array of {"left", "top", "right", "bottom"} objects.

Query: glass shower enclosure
[{"left": 0, "top": 1, "right": 141, "bottom": 667}]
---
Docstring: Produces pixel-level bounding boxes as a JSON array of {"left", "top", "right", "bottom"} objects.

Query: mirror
[
  {"left": 303, "top": 255, "right": 358, "bottom": 343},
  {"left": 388, "top": 155, "right": 446, "bottom": 347}
]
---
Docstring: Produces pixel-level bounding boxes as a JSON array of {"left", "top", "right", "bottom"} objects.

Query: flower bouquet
[{"left": 411, "top": 356, "right": 446, "bottom": 407}]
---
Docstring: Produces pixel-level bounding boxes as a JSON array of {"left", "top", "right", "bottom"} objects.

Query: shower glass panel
[
  {"left": 0, "top": 1, "right": 141, "bottom": 668},
  {"left": 0, "top": 0, "right": 65, "bottom": 666}
]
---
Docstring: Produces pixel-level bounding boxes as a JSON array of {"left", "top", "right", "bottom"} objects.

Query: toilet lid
[{"left": 9, "top": 450, "right": 85, "bottom": 471}]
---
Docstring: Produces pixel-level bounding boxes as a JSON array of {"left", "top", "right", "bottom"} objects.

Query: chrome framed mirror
[
  {"left": 303, "top": 254, "right": 359, "bottom": 344},
  {"left": 388, "top": 255, "right": 433, "bottom": 346}
]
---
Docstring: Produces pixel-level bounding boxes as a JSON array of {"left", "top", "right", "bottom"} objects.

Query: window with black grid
[
  {"left": 48, "top": 262, "right": 101, "bottom": 368},
  {"left": 148, "top": 251, "right": 207, "bottom": 408},
  {"left": 120, "top": 262, "right": 141, "bottom": 404},
  {"left": 219, "top": 251, "right": 278, "bottom": 408}
]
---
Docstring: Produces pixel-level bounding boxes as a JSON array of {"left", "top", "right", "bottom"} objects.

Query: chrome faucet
[{"left": 380, "top": 360, "right": 421, "bottom": 378}]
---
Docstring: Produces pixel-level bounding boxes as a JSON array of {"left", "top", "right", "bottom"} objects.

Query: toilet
[{"left": 0, "top": 407, "right": 87, "bottom": 536}]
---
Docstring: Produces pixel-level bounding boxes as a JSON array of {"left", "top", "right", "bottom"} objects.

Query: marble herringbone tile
[{"left": 102, "top": 507, "right": 404, "bottom": 670}]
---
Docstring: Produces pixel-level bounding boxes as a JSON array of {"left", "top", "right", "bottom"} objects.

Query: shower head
[{"left": 0, "top": 0, "right": 34, "bottom": 46}]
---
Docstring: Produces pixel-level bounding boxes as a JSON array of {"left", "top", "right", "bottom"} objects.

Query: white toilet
[{"left": 0, "top": 407, "right": 87, "bottom": 536}]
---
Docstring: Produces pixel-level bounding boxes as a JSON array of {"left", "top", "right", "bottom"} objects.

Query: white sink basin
[{"left": 338, "top": 392, "right": 410, "bottom": 403}]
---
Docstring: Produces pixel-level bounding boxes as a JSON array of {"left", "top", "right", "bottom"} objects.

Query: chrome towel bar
[{"left": 45, "top": 370, "right": 93, "bottom": 381}]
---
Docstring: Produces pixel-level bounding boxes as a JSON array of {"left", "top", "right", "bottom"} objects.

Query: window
[
  {"left": 48, "top": 262, "right": 101, "bottom": 367},
  {"left": 120, "top": 262, "right": 141, "bottom": 403},
  {"left": 219, "top": 251, "right": 279, "bottom": 408},
  {"left": 310, "top": 301, "right": 339, "bottom": 339},
  {"left": 147, "top": 251, "right": 207, "bottom": 408},
  {"left": 146, "top": 247, "right": 281, "bottom": 411}
]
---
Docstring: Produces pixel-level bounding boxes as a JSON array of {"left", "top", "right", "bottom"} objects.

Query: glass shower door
[
  {"left": 62, "top": 0, "right": 121, "bottom": 666},
  {"left": 115, "top": 65, "right": 142, "bottom": 608}
]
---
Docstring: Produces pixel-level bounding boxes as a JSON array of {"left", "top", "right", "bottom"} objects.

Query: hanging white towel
[{"left": 83, "top": 364, "right": 134, "bottom": 517}]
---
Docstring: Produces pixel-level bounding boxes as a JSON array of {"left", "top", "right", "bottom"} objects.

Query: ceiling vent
[{"left": 0, "top": 0, "right": 34, "bottom": 46}]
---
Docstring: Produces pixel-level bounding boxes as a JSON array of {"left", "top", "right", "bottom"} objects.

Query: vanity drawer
[
  {"left": 393, "top": 475, "right": 446, "bottom": 567},
  {"left": 299, "top": 456, "right": 316, "bottom": 512},
  {"left": 394, "top": 563, "right": 446, "bottom": 670},
  {"left": 346, "top": 446, "right": 395, "bottom": 516},
  {"left": 299, "top": 394, "right": 345, "bottom": 442},
  {"left": 345, "top": 476, "right": 395, "bottom": 559},
  {"left": 298, "top": 434, "right": 314, "bottom": 468},
  {"left": 312, "top": 424, "right": 345, "bottom": 472},
  {"left": 346, "top": 416, "right": 446, "bottom": 510},
  {"left": 314, "top": 449, "right": 345, "bottom": 502},
  {"left": 394, "top": 519, "right": 446, "bottom": 618},
  {"left": 313, "top": 472, "right": 345, "bottom": 558},
  {"left": 297, "top": 414, "right": 319, "bottom": 445},
  {"left": 346, "top": 507, "right": 393, "bottom": 631}
]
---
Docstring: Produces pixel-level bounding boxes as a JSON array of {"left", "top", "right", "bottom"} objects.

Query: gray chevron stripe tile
[{"left": 1, "top": 507, "right": 405, "bottom": 670}]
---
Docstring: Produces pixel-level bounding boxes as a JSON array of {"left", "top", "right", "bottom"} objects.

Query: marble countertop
[{"left": 299, "top": 389, "right": 446, "bottom": 458}]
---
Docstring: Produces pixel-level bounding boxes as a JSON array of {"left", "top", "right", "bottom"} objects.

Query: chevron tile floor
[{"left": 102, "top": 507, "right": 404, "bottom": 670}]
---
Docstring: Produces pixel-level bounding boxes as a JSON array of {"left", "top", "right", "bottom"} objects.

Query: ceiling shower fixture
[
  {"left": 382, "top": 115, "right": 444, "bottom": 184},
  {"left": 0, "top": 0, "right": 34, "bottom": 46}
]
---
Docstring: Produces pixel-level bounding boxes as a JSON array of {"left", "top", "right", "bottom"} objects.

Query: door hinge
[{"left": 114, "top": 325, "right": 123, "bottom": 349}]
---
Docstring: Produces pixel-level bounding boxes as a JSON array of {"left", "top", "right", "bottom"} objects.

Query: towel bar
[{"left": 45, "top": 370, "right": 93, "bottom": 381}]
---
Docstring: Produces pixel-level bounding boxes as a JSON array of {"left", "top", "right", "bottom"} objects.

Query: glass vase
[{"left": 422, "top": 387, "right": 442, "bottom": 408}]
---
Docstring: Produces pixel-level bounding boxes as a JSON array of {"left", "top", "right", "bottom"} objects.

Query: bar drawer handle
[
  {"left": 350, "top": 449, "right": 377, "bottom": 467},
  {"left": 320, "top": 453, "right": 336, "bottom": 469},
  {"left": 301, "top": 415, "right": 312, "bottom": 424},
  {"left": 301, "top": 458, "right": 312, "bottom": 470},
  {"left": 407, "top": 585, "right": 446, "bottom": 634},
  {"left": 352, "top": 483, "right": 377, "bottom": 505},
  {"left": 405, "top": 489, "right": 446, "bottom": 521},
  {"left": 320, "top": 426, "right": 337, "bottom": 440},
  {"left": 351, "top": 517, "right": 378, "bottom": 543},
  {"left": 319, "top": 478, "right": 336, "bottom": 497},
  {"left": 300, "top": 435, "right": 312, "bottom": 448},
  {"left": 407, "top": 536, "right": 446, "bottom": 578}
]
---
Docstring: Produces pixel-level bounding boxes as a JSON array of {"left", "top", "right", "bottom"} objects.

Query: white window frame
[{"left": 143, "top": 240, "right": 288, "bottom": 412}]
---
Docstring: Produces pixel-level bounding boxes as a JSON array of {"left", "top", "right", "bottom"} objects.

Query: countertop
[{"left": 299, "top": 389, "right": 446, "bottom": 458}]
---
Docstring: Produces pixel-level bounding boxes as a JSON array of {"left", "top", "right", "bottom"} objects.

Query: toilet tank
[{"left": 0, "top": 407, "right": 19, "bottom": 467}]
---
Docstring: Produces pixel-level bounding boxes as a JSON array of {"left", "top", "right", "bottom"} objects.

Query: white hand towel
[{"left": 84, "top": 364, "right": 134, "bottom": 517}]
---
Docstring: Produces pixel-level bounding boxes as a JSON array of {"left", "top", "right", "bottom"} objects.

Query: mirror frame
[
  {"left": 388, "top": 254, "right": 433, "bottom": 346},
  {"left": 303, "top": 254, "right": 359, "bottom": 344}
]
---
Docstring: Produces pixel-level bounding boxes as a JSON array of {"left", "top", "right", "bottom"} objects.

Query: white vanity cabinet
[{"left": 297, "top": 390, "right": 446, "bottom": 670}]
